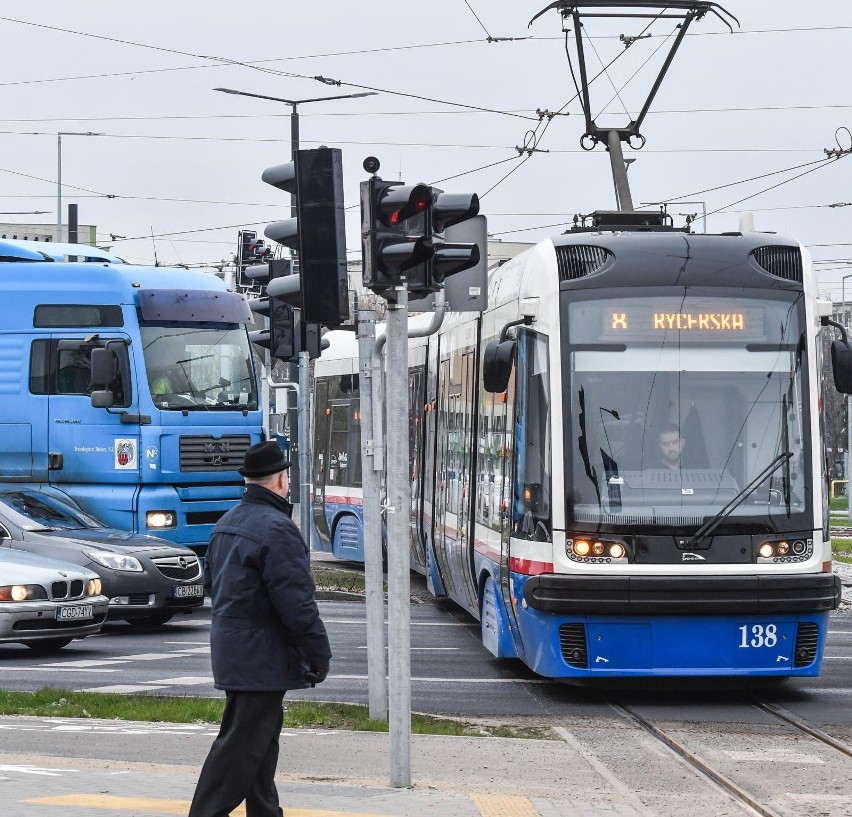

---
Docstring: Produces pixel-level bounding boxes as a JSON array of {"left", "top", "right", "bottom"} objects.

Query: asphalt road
[{"left": 1, "top": 590, "right": 852, "bottom": 729}]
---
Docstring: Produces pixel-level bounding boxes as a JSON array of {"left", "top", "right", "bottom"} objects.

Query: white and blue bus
[{"left": 312, "top": 229, "right": 847, "bottom": 678}]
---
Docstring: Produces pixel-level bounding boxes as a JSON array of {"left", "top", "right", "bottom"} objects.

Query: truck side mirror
[
  {"left": 90, "top": 347, "right": 117, "bottom": 386},
  {"left": 482, "top": 339, "right": 515, "bottom": 393},
  {"left": 831, "top": 340, "right": 852, "bottom": 394},
  {"left": 91, "top": 390, "right": 114, "bottom": 409}
]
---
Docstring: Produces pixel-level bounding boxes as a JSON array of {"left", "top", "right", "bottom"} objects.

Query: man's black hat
[{"left": 238, "top": 440, "right": 290, "bottom": 477}]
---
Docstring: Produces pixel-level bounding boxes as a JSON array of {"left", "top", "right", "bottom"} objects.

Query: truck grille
[
  {"left": 151, "top": 555, "right": 202, "bottom": 582},
  {"left": 179, "top": 435, "right": 251, "bottom": 472}
]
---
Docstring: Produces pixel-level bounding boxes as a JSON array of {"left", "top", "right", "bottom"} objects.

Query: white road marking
[
  {"left": 138, "top": 676, "right": 213, "bottom": 686},
  {"left": 79, "top": 685, "right": 168, "bottom": 693},
  {"left": 0, "top": 764, "right": 65, "bottom": 776}
]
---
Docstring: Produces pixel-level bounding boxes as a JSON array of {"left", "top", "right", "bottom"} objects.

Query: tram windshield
[{"left": 565, "top": 291, "right": 809, "bottom": 533}]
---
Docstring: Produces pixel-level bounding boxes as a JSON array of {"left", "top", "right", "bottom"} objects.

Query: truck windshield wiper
[{"left": 683, "top": 452, "right": 793, "bottom": 548}]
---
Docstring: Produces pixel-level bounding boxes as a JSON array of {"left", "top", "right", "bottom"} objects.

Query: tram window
[
  {"left": 326, "top": 402, "right": 361, "bottom": 488},
  {"left": 513, "top": 331, "right": 551, "bottom": 540}
]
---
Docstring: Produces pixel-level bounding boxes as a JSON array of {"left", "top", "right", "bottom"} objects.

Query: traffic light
[
  {"left": 261, "top": 147, "right": 349, "bottom": 327},
  {"left": 405, "top": 189, "right": 480, "bottom": 297},
  {"left": 245, "top": 258, "right": 299, "bottom": 362},
  {"left": 236, "top": 230, "right": 261, "bottom": 293},
  {"left": 361, "top": 178, "right": 433, "bottom": 300}
]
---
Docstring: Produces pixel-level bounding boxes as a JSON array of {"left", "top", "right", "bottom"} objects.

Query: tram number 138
[{"left": 738, "top": 624, "right": 778, "bottom": 648}]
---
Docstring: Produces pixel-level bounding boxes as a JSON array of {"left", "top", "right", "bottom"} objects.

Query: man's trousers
[{"left": 188, "top": 690, "right": 286, "bottom": 817}]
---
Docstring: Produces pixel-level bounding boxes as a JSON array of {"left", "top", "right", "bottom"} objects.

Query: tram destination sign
[{"left": 599, "top": 302, "right": 766, "bottom": 341}]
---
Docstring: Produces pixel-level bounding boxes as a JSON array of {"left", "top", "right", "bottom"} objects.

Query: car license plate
[
  {"left": 173, "top": 584, "right": 203, "bottom": 599},
  {"left": 56, "top": 604, "right": 93, "bottom": 621}
]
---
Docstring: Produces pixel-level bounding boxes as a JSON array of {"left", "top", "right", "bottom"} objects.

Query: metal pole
[
  {"left": 287, "top": 103, "right": 301, "bottom": 505},
  {"left": 298, "top": 349, "right": 311, "bottom": 542},
  {"left": 385, "top": 286, "right": 411, "bottom": 788},
  {"left": 56, "top": 134, "right": 62, "bottom": 243},
  {"left": 607, "top": 130, "right": 634, "bottom": 211},
  {"left": 358, "top": 308, "right": 388, "bottom": 720}
]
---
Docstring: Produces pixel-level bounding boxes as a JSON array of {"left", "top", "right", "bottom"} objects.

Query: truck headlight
[{"left": 146, "top": 510, "right": 177, "bottom": 530}]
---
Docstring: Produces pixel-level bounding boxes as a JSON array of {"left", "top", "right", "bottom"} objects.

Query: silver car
[{"left": 0, "top": 548, "right": 109, "bottom": 653}]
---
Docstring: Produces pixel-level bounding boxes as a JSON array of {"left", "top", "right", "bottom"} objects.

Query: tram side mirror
[
  {"left": 483, "top": 339, "right": 515, "bottom": 393},
  {"left": 831, "top": 340, "right": 852, "bottom": 394}
]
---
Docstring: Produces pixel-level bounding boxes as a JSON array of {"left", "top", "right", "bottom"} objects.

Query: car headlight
[
  {"left": 86, "top": 551, "right": 143, "bottom": 572},
  {"left": 87, "top": 578, "right": 102, "bottom": 596},
  {"left": 146, "top": 510, "right": 177, "bottom": 530},
  {"left": 0, "top": 584, "right": 49, "bottom": 601}
]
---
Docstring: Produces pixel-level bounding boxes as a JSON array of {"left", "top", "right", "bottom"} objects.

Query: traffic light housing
[
  {"left": 262, "top": 147, "right": 349, "bottom": 327},
  {"left": 361, "top": 178, "right": 433, "bottom": 300},
  {"left": 245, "top": 258, "right": 299, "bottom": 362},
  {"left": 361, "top": 178, "right": 480, "bottom": 300},
  {"left": 407, "top": 189, "right": 480, "bottom": 297}
]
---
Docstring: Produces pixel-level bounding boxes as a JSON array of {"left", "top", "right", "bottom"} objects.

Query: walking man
[{"left": 189, "top": 440, "right": 331, "bottom": 817}]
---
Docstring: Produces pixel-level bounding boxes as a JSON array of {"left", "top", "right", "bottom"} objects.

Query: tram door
[
  {"left": 408, "top": 365, "right": 427, "bottom": 571},
  {"left": 434, "top": 345, "right": 478, "bottom": 613}
]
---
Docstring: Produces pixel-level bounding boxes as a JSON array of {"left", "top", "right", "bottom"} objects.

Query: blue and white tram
[{"left": 313, "top": 229, "right": 844, "bottom": 678}]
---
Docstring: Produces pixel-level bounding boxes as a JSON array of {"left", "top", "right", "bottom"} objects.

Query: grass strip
[{"left": 0, "top": 688, "right": 552, "bottom": 740}]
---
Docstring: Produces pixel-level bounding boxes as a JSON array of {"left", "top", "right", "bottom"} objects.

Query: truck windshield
[
  {"left": 565, "top": 291, "right": 809, "bottom": 534},
  {"left": 140, "top": 324, "right": 258, "bottom": 411}
]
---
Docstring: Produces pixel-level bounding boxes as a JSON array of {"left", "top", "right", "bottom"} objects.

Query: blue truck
[{"left": 0, "top": 239, "right": 264, "bottom": 557}]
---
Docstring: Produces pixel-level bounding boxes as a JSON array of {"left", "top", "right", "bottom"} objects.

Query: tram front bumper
[{"left": 523, "top": 573, "right": 842, "bottom": 616}]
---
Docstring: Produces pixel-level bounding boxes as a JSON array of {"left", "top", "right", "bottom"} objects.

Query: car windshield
[
  {"left": 140, "top": 324, "right": 259, "bottom": 411},
  {"left": 0, "top": 492, "right": 103, "bottom": 531}
]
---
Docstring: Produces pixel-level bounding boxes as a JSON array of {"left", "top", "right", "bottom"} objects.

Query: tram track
[{"left": 601, "top": 693, "right": 852, "bottom": 817}]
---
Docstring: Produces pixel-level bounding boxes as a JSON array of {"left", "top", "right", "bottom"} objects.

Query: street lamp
[
  {"left": 212, "top": 86, "right": 377, "bottom": 527},
  {"left": 213, "top": 87, "right": 377, "bottom": 220},
  {"left": 57, "top": 131, "right": 103, "bottom": 243}
]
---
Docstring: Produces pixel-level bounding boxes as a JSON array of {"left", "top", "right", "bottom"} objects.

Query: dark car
[{"left": 0, "top": 488, "right": 204, "bottom": 626}]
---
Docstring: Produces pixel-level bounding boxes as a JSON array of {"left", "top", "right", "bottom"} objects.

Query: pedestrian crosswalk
[{"left": 25, "top": 792, "right": 543, "bottom": 816}]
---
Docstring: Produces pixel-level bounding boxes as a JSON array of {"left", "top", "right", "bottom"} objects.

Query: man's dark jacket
[{"left": 207, "top": 484, "right": 331, "bottom": 691}]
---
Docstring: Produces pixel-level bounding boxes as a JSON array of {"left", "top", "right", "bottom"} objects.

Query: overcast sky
[{"left": 2, "top": 2, "right": 851, "bottom": 298}]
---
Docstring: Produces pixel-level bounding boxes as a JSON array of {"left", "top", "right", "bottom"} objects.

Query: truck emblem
[
  {"left": 114, "top": 438, "right": 137, "bottom": 470},
  {"left": 682, "top": 553, "right": 705, "bottom": 561}
]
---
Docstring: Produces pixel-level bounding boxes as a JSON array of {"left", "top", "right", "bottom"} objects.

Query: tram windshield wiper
[{"left": 682, "top": 452, "right": 793, "bottom": 548}]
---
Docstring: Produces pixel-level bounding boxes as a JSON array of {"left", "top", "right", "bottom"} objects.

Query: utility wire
[
  {"left": 462, "top": 0, "right": 492, "bottom": 39},
  {"left": 0, "top": 16, "right": 534, "bottom": 121},
  {"left": 706, "top": 155, "right": 848, "bottom": 217}
]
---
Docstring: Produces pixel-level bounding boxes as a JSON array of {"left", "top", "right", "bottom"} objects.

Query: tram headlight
[
  {"left": 756, "top": 537, "right": 812, "bottom": 562},
  {"left": 567, "top": 537, "right": 629, "bottom": 563},
  {"left": 758, "top": 543, "right": 775, "bottom": 559}
]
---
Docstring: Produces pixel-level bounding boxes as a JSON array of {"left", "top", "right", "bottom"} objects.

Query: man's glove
[{"left": 304, "top": 659, "right": 330, "bottom": 685}]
